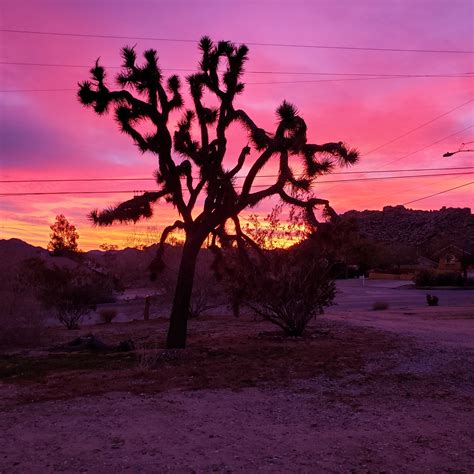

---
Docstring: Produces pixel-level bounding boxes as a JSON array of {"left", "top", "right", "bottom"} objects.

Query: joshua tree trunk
[{"left": 166, "top": 234, "right": 204, "bottom": 348}]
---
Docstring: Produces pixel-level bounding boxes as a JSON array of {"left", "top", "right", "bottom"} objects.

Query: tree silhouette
[
  {"left": 48, "top": 214, "right": 80, "bottom": 255},
  {"left": 78, "top": 37, "right": 359, "bottom": 348}
]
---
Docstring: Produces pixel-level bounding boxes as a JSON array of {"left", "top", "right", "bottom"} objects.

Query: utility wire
[
  {"left": 248, "top": 75, "right": 473, "bottom": 85},
  {"left": 305, "top": 125, "right": 474, "bottom": 196},
  {"left": 402, "top": 181, "right": 473, "bottom": 205},
  {"left": 1, "top": 172, "right": 473, "bottom": 196},
  {"left": 2, "top": 166, "right": 474, "bottom": 184},
  {"left": 1, "top": 71, "right": 471, "bottom": 93},
  {"left": 1, "top": 28, "right": 473, "bottom": 54},
  {"left": 341, "top": 172, "right": 463, "bottom": 209},
  {"left": 1, "top": 60, "right": 471, "bottom": 78},
  {"left": 381, "top": 125, "right": 474, "bottom": 167},
  {"left": 0, "top": 89, "right": 74, "bottom": 93},
  {"left": 2, "top": 73, "right": 470, "bottom": 93},
  {"left": 1, "top": 74, "right": 472, "bottom": 93},
  {"left": 363, "top": 99, "right": 474, "bottom": 156}
]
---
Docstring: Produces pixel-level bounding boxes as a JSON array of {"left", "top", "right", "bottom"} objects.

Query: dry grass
[{"left": 0, "top": 315, "right": 398, "bottom": 407}]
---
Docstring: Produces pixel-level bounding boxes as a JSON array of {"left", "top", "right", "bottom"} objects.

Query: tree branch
[
  {"left": 148, "top": 219, "right": 186, "bottom": 279},
  {"left": 234, "top": 109, "right": 271, "bottom": 150},
  {"left": 89, "top": 190, "right": 168, "bottom": 226},
  {"left": 240, "top": 147, "right": 274, "bottom": 197},
  {"left": 227, "top": 144, "right": 251, "bottom": 178}
]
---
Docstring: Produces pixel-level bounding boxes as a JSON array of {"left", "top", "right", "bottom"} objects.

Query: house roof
[{"left": 433, "top": 244, "right": 472, "bottom": 257}]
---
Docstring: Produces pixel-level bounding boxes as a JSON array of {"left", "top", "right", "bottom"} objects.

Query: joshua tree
[{"left": 78, "top": 37, "right": 359, "bottom": 348}]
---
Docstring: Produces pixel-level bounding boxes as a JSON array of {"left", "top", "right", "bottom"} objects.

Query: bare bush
[
  {"left": 135, "top": 342, "right": 184, "bottom": 370},
  {"left": 426, "top": 294, "right": 439, "bottom": 306},
  {"left": 189, "top": 278, "right": 222, "bottom": 319},
  {"left": 135, "top": 342, "right": 161, "bottom": 371},
  {"left": 222, "top": 246, "right": 336, "bottom": 336},
  {"left": 372, "top": 301, "right": 389, "bottom": 311},
  {"left": 99, "top": 308, "right": 118, "bottom": 324},
  {"left": 25, "top": 258, "right": 116, "bottom": 330}
]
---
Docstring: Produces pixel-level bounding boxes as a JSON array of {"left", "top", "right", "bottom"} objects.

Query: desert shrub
[
  {"left": 222, "top": 246, "right": 335, "bottom": 336},
  {"left": 426, "top": 294, "right": 439, "bottom": 306},
  {"left": 189, "top": 277, "right": 222, "bottom": 319},
  {"left": 0, "top": 263, "right": 46, "bottom": 348},
  {"left": 99, "top": 308, "right": 118, "bottom": 324},
  {"left": 25, "top": 258, "right": 116, "bottom": 329},
  {"left": 372, "top": 301, "right": 389, "bottom": 311},
  {"left": 135, "top": 342, "right": 164, "bottom": 371},
  {"left": 414, "top": 270, "right": 469, "bottom": 287}
]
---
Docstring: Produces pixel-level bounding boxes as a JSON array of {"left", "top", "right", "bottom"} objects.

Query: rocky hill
[{"left": 342, "top": 206, "right": 474, "bottom": 256}]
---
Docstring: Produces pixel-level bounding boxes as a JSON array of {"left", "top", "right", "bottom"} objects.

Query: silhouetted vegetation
[
  {"left": 99, "top": 308, "right": 118, "bottom": 324},
  {"left": 25, "top": 259, "right": 116, "bottom": 329},
  {"left": 78, "top": 37, "right": 358, "bottom": 348},
  {"left": 426, "top": 294, "right": 439, "bottom": 306},
  {"left": 189, "top": 279, "right": 222, "bottom": 319},
  {"left": 415, "top": 270, "right": 474, "bottom": 287},
  {"left": 99, "top": 243, "right": 119, "bottom": 252},
  {"left": 218, "top": 244, "right": 335, "bottom": 336},
  {"left": 48, "top": 214, "right": 80, "bottom": 256}
]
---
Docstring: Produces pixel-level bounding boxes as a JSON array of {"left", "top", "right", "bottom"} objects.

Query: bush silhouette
[
  {"left": 222, "top": 246, "right": 335, "bottom": 336},
  {"left": 26, "top": 259, "right": 115, "bottom": 329}
]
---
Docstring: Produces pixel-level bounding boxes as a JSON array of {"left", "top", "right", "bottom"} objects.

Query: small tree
[
  {"left": 26, "top": 259, "right": 115, "bottom": 329},
  {"left": 78, "top": 37, "right": 358, "bottom": 348},
  {"left": 48, "top": 214, "right": 80, "bottom": 255},
  {"left": 99, "top": 243, "right": 119, "bottom": 251}
]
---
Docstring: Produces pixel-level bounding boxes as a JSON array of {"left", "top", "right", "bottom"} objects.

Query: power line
[
  {"left": 381, "top": 125, "right": 474, "bottom": 167},
  {"left": 1, "top": 171, "right": 473, "bottom": 196},
  {"left": 304, "top": 125, "right": 474, "bottom": 196},
  {"left": 402, "top": 181, "right": 473, "bottom": 206},
  {"left": 0, "top": 190, "right": 141, "bottom": 196},
  {"left": 2, "top": 166, "right": 474, "bottom": 184},
  {"left": 0, "top": 88, "right": 74, "bottom": 93},
  {"left": 248, "top": 75, "right": 473, "bottom": 85},
  {"left": 1, "top": 74, "right": 472, "bottom": 93},
  {"left": 1, "top": 73, "right": 468, "bottom": 94},
  {"left": 363, "top": 99, "right": 474, "bottom": 156},
  {"left": 1, "top": 61, "right": 471, "bottom": 78},
  {"left": 1, "top": 28, "right": 473, "bottom": 54},
  {"left": 342, "top": 172, "right": 464, "bottom": 209},
  {"left": 0, "top": 61, "right": 189, "bottom": 72}
]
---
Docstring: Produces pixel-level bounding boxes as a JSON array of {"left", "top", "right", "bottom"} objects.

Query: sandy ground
[{"left": 0, "top": 306, "right": 473, "bottom": 473}]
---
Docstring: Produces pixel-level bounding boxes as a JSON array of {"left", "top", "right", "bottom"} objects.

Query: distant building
[{"left": 434, "top": 245, "right": 471, "bottom": 272}]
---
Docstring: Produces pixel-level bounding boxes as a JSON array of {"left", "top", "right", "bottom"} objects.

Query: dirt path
[
  {"left": 1, "top": 311, "right": 473, "bottom": 473},
  {"left": 326, "top": 306, "right": 474, "bottom": 348}
]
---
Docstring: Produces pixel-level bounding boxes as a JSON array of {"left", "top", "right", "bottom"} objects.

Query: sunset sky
[{"left": 1, "top": 0, "right": 473, "bottom": 250}]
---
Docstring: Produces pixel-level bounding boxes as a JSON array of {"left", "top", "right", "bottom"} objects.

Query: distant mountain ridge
[
  {"left": 2, "top": 206, "right": 473, "bottom": 273},
  {"left": 341, "top": 206, "right": 474, "bottom": 254}
]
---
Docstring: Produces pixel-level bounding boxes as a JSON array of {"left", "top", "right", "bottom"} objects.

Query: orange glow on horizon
[{"left": 1, "top": 1, "right": 473, "bottom": 249}]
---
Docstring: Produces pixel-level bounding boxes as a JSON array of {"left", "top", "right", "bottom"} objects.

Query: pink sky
[{"left": 1, "top": 0, "right": 473, "bottom": 249}]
